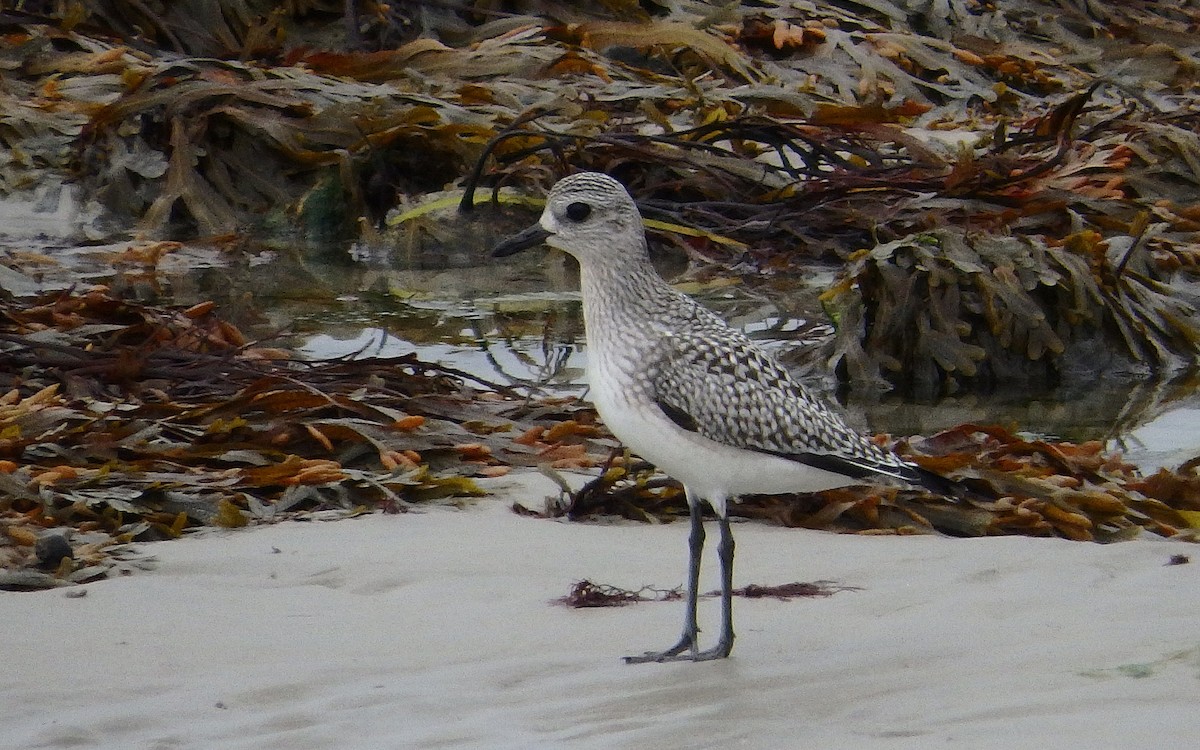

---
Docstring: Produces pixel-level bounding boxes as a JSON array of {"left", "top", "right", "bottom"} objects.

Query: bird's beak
[{"left": 492, "top": 224, "right": 553, "bottom": 257}]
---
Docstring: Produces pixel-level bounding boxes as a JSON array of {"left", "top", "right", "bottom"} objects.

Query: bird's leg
[
  {"left": 650, "top": 512, "right": 739, "bottom": 663},
  {"left": 624, "top": 495, "right": 704, "bottom": 664},
  {"left": 703, "top": 513, "right": 736, "bottom": 659},
  {"left": 656, "top": 511, "right": 738, "bottom": 662}
]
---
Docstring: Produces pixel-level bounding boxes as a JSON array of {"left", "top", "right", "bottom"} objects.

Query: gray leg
[
  {"left": 664, "top": 511, "right": 735, "bottom": 661},
  {"left": 626, "top": 496, "right": 737, "bottom": 663},
  {"left": 624, "top": 495, "right": 704, "bottom": 664},
  {"left": 710, "top": 513, "right": 736, "bottom": 658}
]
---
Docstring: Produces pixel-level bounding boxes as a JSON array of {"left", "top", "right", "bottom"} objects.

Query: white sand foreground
[{"left": 2, "top": 472, "right": 1197, "bottom": 750}]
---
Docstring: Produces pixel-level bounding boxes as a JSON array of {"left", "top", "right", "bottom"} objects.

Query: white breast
[{"left": 588, "top": 353, "right": 856, "bottom": 517}]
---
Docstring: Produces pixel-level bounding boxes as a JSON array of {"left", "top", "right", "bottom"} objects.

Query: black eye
[{"left": 565, "top": 202, "right": 592, "bottom": 222}]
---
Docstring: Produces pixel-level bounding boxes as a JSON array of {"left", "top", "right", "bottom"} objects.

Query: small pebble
[{"left": 35, "top": 533, "right": 74, "bottom": 569}]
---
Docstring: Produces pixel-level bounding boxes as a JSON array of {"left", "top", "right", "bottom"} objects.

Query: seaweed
[
  {"left": 555, "top": 422, "right": 1200, "bottom": 543},
  {"left": 822, "top": 228, "right": 1200, "bottom": 396},
  {"left": 0, "top": 288, "right": 612, "bottom": 588}
]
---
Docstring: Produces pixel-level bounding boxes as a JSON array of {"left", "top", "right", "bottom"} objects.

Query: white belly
[{"left": 589, "top": 364, "right": 856, "bottom": 516}]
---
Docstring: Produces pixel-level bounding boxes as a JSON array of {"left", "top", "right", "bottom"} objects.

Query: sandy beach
[{"left": 2, "top": 472, "right": 1196, "bottom": 749}]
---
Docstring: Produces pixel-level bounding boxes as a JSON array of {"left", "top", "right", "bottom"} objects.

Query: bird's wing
[{"left": 650, "top": 326, "right": 939, "bottom": 490}]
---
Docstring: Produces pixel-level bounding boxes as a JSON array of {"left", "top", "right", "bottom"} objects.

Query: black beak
[{"left": 492, "top": 224, "right": 552, "bottom": 258}]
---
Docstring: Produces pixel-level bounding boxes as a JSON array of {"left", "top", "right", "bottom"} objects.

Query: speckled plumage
[
  {"left": 492, "top": 171, "right": 946, "bottom": 663},
  {"left": 651, "top": 308, "right": 913, "bottom": 471},
  {"left": 513, "top": 172, "right": 920, "bottom": 486}
]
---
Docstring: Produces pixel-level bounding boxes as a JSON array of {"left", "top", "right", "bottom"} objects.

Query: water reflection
[{"left": 4, "top": 234, "right": 1198, "bottom": 469}]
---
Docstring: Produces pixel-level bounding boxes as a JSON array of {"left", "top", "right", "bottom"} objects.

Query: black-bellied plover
[{"left": 493, "top": 171, "right": 949, "bottom": 663}]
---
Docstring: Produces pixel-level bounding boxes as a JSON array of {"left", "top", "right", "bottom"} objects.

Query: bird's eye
[{"left": 565, "top": 202, "right": 592, "bottom": 222}]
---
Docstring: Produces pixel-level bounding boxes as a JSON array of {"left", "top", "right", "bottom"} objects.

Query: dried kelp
[
  {"left": 555, "top": 579, "right": 677, "bottom": 608},
  {"left": 4, "top": 3, "right": 1200, "bottom": 591},
  {"left": 554, "top": 578, "right": 851, "bottom": 608},
  {"left": 717, "top": 581, "right": 856, "bottom": 600},
  {"left": 75, "top": 56, "right": 497, "bottom": 236},
  {"left": 0, "top": 288, "right": 613, "bottom": 589},
  {"left": 450, "top": 88, "right": 1200, "bottom": 391},
  {"left": 821, "top": 228, "right": 1200, "bottom": 396},
  {"left": 457, "top": 84, "right": 1200, "bottom": 266},
  {"left": 4, "top": 1, "right": 1200, "bottom": 246},
  {"left": 2, "top": 289, "right": 1196, "bottom": 591},
  {"left": 558, "top": 422, "right": 1200, "bottom": 544}
]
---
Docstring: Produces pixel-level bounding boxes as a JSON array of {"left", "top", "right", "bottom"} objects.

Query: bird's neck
[{"left": 576, "top": 244, "right": 689, "bottom": 357}]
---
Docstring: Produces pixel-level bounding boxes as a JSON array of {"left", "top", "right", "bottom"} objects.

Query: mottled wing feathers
[{"left": 651, "top": 322, "right": 921, "bottom": 485}]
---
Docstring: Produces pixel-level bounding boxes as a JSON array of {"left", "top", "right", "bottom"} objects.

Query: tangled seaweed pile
[
  {"left": 823, "top": 228, "right": 1200, "bottom": 396},
  {"left": 555, "top": 578, "right": 851, "bottom": 608},
  {"left": 2, "top": 289, "right": 1198, "bottom": 589},
  {"left": 559, "top": 423, "right": 1200, "bottom": 543},
  {"left": 4, "top": 2, "right": 1200, "bottom": 392},
  {"left": 4, "top": 4, "right": 1200, "bottom": 582},
  {"left": 0, "top": 1, "right": 1196, "bottom": 250},
  {"left": 0, "top": 288, "right": 609, "bottom": 589}
]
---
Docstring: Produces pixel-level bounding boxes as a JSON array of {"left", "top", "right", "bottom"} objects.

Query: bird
[{"left": 491, "top": 171, "right": 950, "bottom": 664}]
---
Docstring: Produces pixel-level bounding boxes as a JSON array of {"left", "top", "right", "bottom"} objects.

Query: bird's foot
[
  {"left": 623, "top": 636, "right": 732, "bottom": 664},
  {"left": 623, "top": 632, "right": 694, "bottom": 664}
]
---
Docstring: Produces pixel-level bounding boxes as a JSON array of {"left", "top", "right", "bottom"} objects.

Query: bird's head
[{"left": 491, "top": 172, "right": 646, "bottom": 266}]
